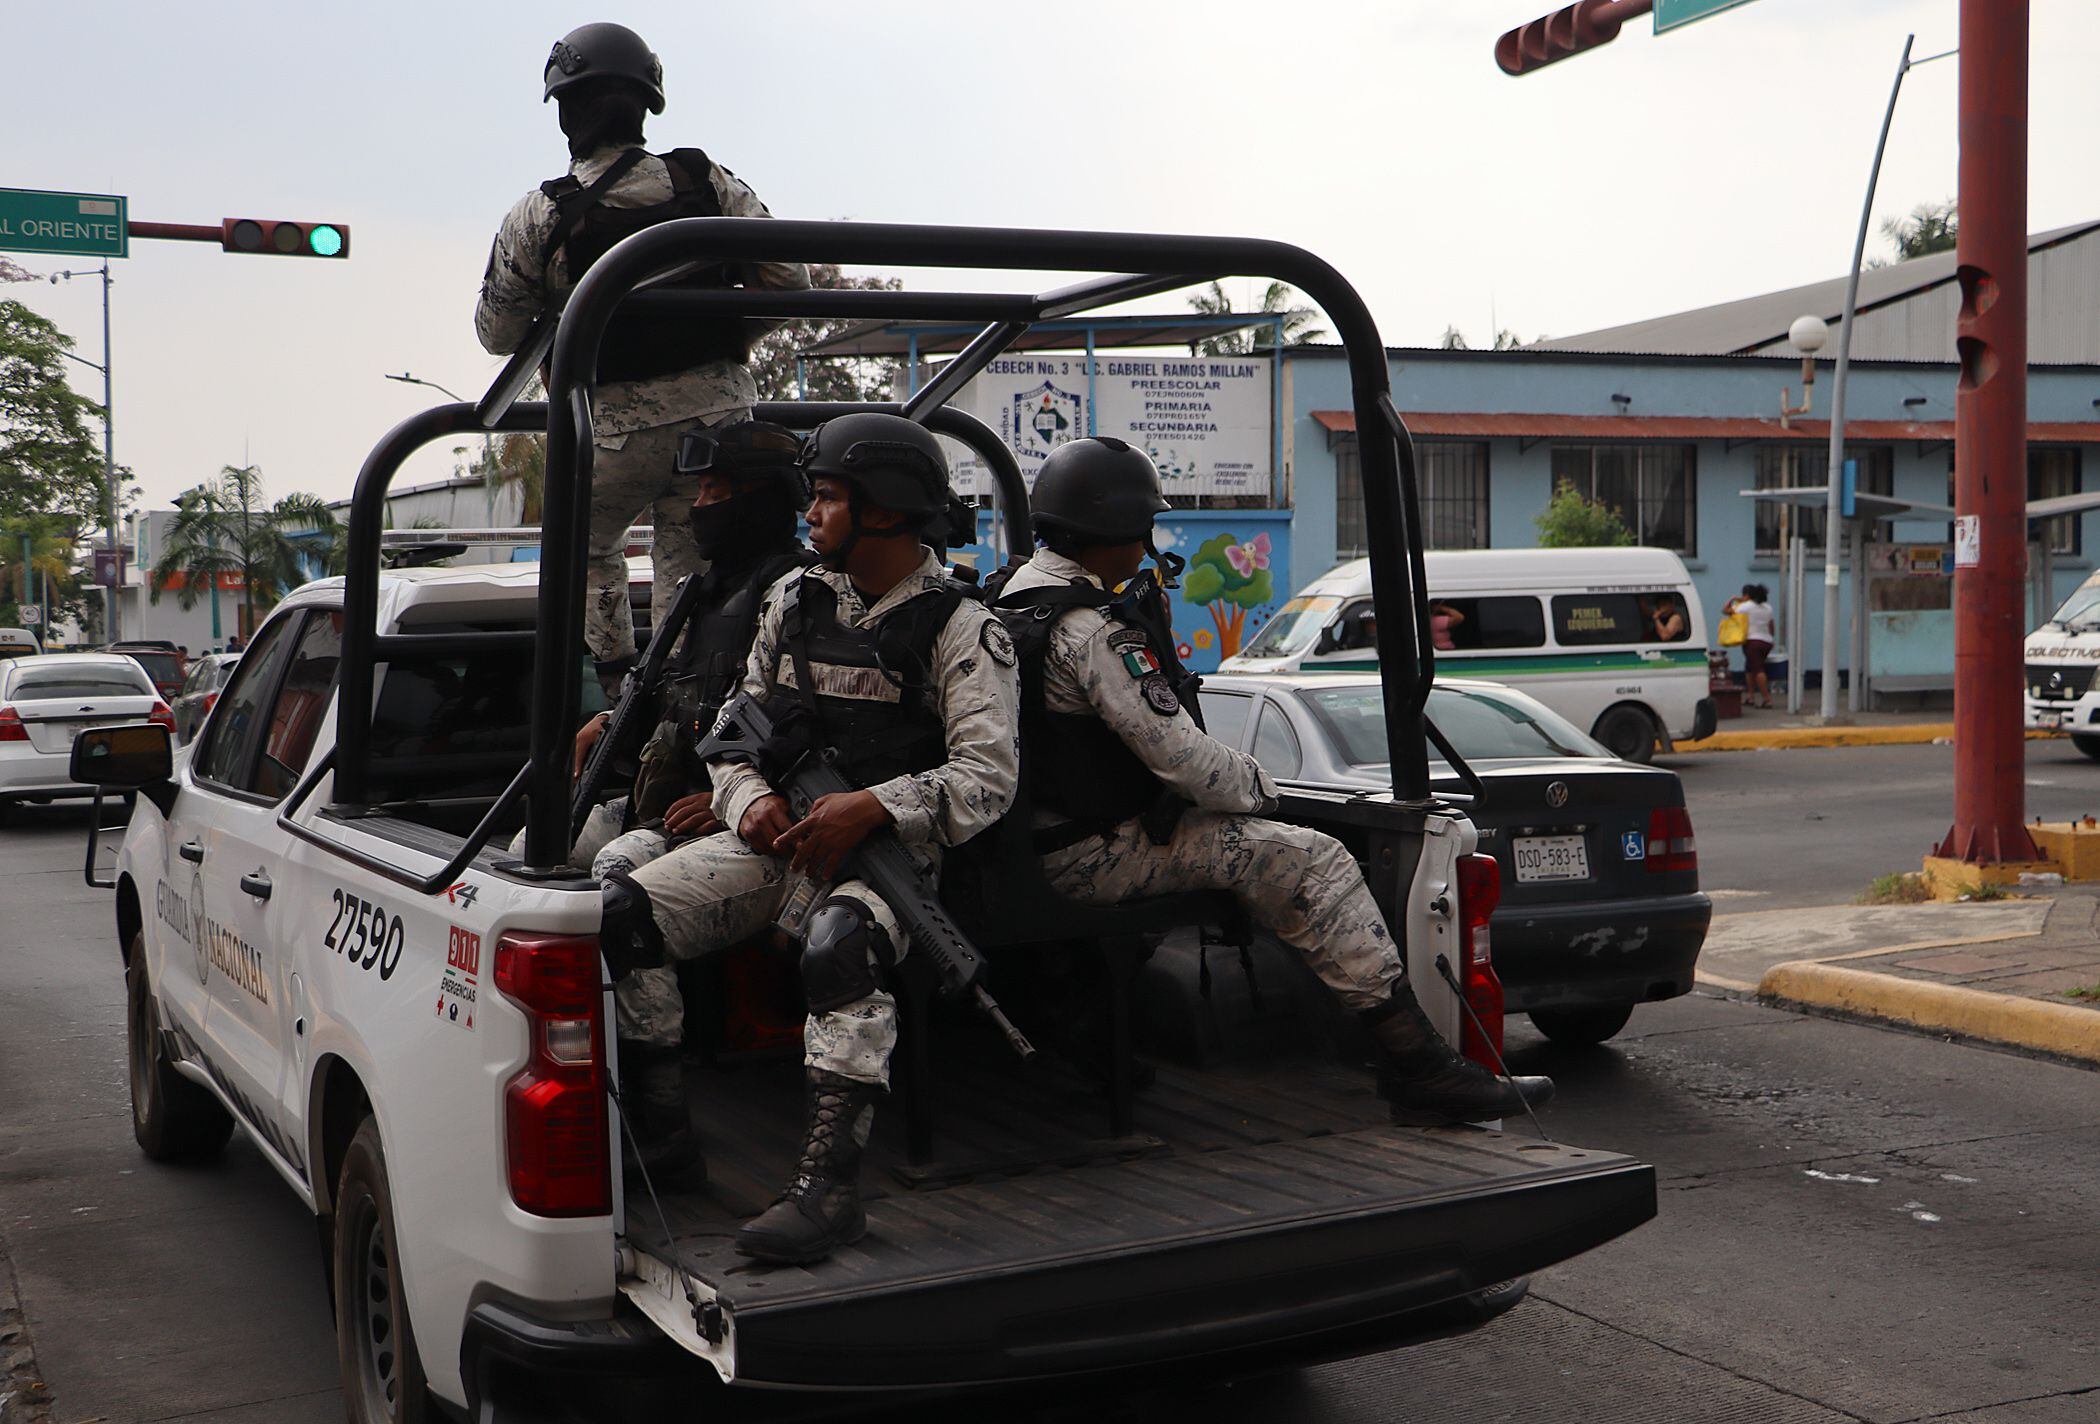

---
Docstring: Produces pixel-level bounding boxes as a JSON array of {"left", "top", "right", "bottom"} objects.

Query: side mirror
[
  {"left": 1314, "top": 621, "right": 1343, "bottom": 657},
  {"left": 72, "top": 723, "right": 173, "bottom": 789}
]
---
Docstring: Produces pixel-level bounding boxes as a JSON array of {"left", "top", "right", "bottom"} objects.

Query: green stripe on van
[{"left": 1312, "top": 651, "right": 1708, "bottom": 677}]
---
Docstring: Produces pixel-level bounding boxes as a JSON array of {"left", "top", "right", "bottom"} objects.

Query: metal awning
[
  {"left": 1310, "top": 410, "right": 2100, "bottom": 444},
  {"left": 799, "top": 313, "right": 1282, "bottom": 358},
  {"left": 1738, "top": 487, "right": 1954, "bottom": 520}
]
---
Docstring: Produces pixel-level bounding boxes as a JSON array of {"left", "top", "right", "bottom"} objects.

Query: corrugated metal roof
[
  {"left": 1309, "top": 410, "right": 2100, "bottom": 443},
  {"left": 1529, "top": 220, "right": 2100, "bottom": 359}
]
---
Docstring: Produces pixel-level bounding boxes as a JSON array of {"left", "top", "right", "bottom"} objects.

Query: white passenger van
[
  {"left": 1223, "top": 547, "right": 1715, "bottom": 762},
  {"left": 2024, "top": 569, "right": 2100, "bottom": 757}
]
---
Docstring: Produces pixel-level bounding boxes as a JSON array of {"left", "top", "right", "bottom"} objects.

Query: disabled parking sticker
[{"left": 1621, "top": 829, "right": 1646, "bottom": 861}]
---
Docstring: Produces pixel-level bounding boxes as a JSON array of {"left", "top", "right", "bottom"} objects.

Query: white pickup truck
[{"left": 72, "top": 221, "right": 1654, "bottom": 1423}]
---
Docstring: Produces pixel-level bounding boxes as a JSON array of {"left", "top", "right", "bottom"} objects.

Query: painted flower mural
[{"left": 1182, "top": 531, "right": 1274, "bottom": 660}]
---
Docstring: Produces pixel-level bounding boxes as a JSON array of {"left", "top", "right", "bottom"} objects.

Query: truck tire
[
  {"left": 2071, "top": 734, "right": 2100, "bottom": 761},
  {"left": 125, "top": 937, "right": 234, "bottom": 1161},
  {"left": 335, "top": 1117, "right": 432, "bottom": 1424},
  {"left": 1591, "top": 705, "right": 1658, "bottom": 764},
  {"left": 1528, "top": 1003, "right": 1635, "bottom": 1047}
]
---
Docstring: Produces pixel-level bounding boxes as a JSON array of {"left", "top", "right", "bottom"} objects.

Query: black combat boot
[
  {"left": 1362, "top": 990, "right": 1554, "bottom": 1126},
  {"left": 617, "top": 1044, "right": 706, "bottom": 1187},
  {"left": 735, "top": 1070, "right": 878, "bottom": 1264}
]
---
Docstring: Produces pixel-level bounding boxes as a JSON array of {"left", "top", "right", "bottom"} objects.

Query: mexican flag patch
[{"left": 1121, "top": 648, "right": 1161, "bottom": 678}]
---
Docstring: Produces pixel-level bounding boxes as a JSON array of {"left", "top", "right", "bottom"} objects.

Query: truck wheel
[
  {"left": 2071, "top": 734, "right": 2100, "bottom": 761},
  {"left": 125, "top": 937, "right": 234, "bottom": 1161},
  {"left": 335, "top": 1118, "right": 432, "bottom": 1424},
  {"left": 1529, "top": 1003, "right": 1635, "bottom": 1047},
  {"left": 1592, "top": 706, "right": 1658, "bottom": 764}
]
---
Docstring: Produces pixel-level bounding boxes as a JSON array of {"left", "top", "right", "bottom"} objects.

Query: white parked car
[{"left": 0, "top": 653, "right": 171, "bottom": 817}]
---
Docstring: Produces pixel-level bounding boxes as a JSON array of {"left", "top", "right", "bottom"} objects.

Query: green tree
[
  {"left": 0, "top": 514, "right": 79, "bottom": 627},
  {"left": 1876, "top": 199, "right": 1957, "bottom": 266},
  {"left": 1534, "top": 480, "right": 1635, "bottom": 548},
  {"left": 1186, "top": 281, "right": 1327, "bottom": 356},
  {"left": 1181, "top": 530, "right": 1275, "bottom": 659},
  {"left": 1439, "top": 325, "right": 1526, "bottom": 350},
  {"left": 148, "top": 464, "right": 338, "bottom": 635},
  {"left": 749, "top": 262, "right": 905, "bottom": 402},
  {"left": 0, "top": 299, "right": 107, "bottom": 527}
]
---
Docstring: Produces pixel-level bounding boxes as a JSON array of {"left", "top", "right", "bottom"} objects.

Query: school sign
[{"left": 0, "top": 188, "right": 128, "bottom": 259}]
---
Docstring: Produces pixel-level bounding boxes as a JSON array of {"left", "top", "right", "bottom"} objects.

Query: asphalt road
[
  {"left": 1672, "top": 736, "right": 2100, "bottom": 908},
  {"left": 4, "top": 792, "right": 2098, "bottom": 1424}
]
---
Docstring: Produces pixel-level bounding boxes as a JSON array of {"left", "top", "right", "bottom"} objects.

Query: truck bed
[{"left": 622, "top": 1051, "right": 1653, "bottom": 1388}]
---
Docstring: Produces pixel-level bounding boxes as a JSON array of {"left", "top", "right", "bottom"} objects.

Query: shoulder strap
[
  {"left": 537, "top": 147, "right": 649, "bottom": 268},
  {"left": 779, "top": 575, "right": 823, "bottom": 717},
  {"left": 658, "top": 149, "right": 723, "bottom": 216}
]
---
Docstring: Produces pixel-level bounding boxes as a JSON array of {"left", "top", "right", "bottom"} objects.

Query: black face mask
[{"left": 689, "top": 484, "right": 798, "bottom": 563}]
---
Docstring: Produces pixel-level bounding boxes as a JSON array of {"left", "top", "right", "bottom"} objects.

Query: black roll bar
[
  {"left": 527, "top": 218, "right": 1431, "bottom": 867},
  {"left": 335, "top": 400, "right": 550, "bottom": 808}
]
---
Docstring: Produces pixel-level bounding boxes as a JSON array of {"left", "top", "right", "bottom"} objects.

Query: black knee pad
[
  {"left": 801, "top": 895, "right": 892, "bottom": 1013},
  {"left": 600, "top": 871, "right": 667, "bottom": 981}
]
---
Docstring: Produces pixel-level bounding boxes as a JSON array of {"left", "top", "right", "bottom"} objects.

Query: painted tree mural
[{"left": 1182, "top": 530, "right": 1273, "bottom": 659}]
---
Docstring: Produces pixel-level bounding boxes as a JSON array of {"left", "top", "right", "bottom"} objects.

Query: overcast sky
[{"left": 6, "top": 0, "right": 2096, "bottom": 517}]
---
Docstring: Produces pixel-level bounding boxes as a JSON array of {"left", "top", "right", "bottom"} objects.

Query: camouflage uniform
[
  {"left": 474, "top": 144, "right": 810, "bottom": 663},
  {"left": 1005, "top": 550, "right": 1405, "bottom": 1013},
  {"left": 626, "top": 552, "right": 1022, "bottom": 1083}
]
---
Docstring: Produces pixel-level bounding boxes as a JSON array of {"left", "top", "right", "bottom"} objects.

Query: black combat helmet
[
  {"left": 798, "top": 413, "right": 954, "bottom": 521},
  {"left": 544, "top": 23, "right": 666, "bottom": 114},
  {"left": 1030, "top": 436, "right": 1170, "bottom": 544}
]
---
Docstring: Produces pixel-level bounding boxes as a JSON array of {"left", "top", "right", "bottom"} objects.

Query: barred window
[
  {"left": 1754, "top": 446, "right": 1894, "bottom": 552},
  {"left": 1336, "top": 437, "right": 1489, "bottom": 557},
  {"left": 1548, "top": 445, "right": 1697, "bottom": 556}
]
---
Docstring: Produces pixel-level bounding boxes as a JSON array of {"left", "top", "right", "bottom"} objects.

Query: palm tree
[
  {"left": 1186, "top": 281, "right": 1327, "bottom": 356},
  {"left": 0, "top": 516, "right": 77, "bottom": 621},
  {"left": 149, "top": 464, "right": 338, "bottom": 637}
]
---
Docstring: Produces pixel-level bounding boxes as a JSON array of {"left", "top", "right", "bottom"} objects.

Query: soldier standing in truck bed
[{"left": 475, "top": 21, "right": 809, "bottom": 671}]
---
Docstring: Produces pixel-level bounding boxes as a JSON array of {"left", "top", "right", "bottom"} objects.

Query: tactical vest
[
  {"left": 761, "top": 574, "right": 966, "bottom": 790},
  {"left": 667, "top": 546, "right": 812, "bottom": 782},
  {"left": 995, "top": 573, "right": 1204, "bottom": 833},
  {"left": 539, "top": 147, "right": 746, "bottom": 383}
]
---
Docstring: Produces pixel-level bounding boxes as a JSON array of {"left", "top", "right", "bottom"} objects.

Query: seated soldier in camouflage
[
  {"left": 993, "top": 437, "right": 1553, "bottom": 1126},
  {"left": 562, "top": 422, "right": 812, "bottom": 1182},
  {"left": 600, "top": 413, "right": 1021, "bottom": 1265}
]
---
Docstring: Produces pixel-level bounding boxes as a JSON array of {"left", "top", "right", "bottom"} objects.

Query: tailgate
[{"left": 623, "top": 1125, "right": 1652, "bottom": 1388}]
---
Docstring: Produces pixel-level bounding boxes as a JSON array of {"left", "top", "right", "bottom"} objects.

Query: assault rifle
[
  {"left": 570, "top": 570, "right": 713, "bottom": 843},
  {"left": 697, "top": 691, "right": 1036, "bottom": 1062}
]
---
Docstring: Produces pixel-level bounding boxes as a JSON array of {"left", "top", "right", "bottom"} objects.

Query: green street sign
[
  {"left": 1655, "top": 0, "right": 1758, "bottom": 34},
  {"left": 0, "top": 187, "right": 128, "bottom": 259}
]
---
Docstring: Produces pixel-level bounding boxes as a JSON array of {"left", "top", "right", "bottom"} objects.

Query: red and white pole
[{"left": 1938, "top": 0, "right": 2036, "bottom": 864}]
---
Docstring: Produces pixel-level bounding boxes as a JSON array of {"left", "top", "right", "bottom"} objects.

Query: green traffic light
[{"left": 308, "top": 224, "right": 345, "bottom": 258}]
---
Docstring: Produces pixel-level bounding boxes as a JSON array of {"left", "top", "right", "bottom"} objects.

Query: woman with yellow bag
[{"left": 1722, "top": 584, "right": 1776, "bottom": 708}]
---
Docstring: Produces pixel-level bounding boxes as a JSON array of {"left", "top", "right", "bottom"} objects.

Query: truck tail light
[
  {"left": 493, "top": 932, "right": 610, "bottom": 1218},
  {"left": 0, "top": 707, "right": 24, "bottom": 742},
  {"left": 147, "top": 702, "right": 175, "bottom": 732},
  {"left": 1454, "top": 853, "right": 1505, "bottom": 1070},
  {"left": 1645, "top": 806, "right": 1698, "bottom": 873}
]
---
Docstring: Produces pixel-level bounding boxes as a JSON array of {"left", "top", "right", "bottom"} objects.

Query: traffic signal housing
[
  {"left": 220, "top": 218, "right": 350, "bottom": 259},
  {"left": 1495, "top": 0, "right": 1646, "bottom": 75}
]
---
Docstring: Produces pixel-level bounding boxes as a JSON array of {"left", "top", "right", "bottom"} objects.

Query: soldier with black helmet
[
  {"left": 475, "top": 21, "right": 810, "bottom": 671},
  {"left": 599, "top": 412, "right": 1021, "bottom": 1263},
  {"left": 993, "top": 437, "right": 1554, "bottom": 1127}
]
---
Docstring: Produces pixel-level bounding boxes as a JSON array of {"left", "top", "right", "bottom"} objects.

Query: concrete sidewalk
[{"left": 1696, "top": 887, "right": 2100, "bottom": 1064}]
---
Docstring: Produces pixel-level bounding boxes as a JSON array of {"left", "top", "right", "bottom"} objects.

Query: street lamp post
[
  {"left": 1818, "top": 34, "right": 1958, "bottom": 723},
  {"left": 386, "top": 372, "right": 497, "bottom": 522},
  {"left": 49, "top": 264, "right": 118, "bottom": 642}
]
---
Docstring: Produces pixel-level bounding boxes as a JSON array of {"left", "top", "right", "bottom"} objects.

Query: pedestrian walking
[{"left": 1725, "top": 584, "right": 1776, "bottom": 707}]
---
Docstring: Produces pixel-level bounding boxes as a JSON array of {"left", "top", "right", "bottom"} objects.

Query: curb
[
  {"left": 1759, "top": 959, "right": 2100, "bottom": 1065},
  {"left": 1676, "top": 724, "right": 2067, "bottom": 754}
]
